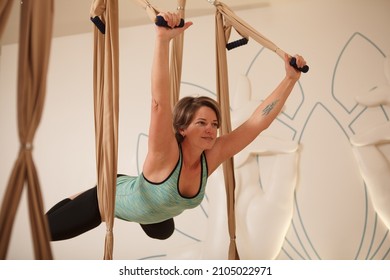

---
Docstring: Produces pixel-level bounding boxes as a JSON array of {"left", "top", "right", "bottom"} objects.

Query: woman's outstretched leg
[
  {"left": 46, "top": 186, "right": 102, "bottom": 241},
  {"left": 46, "top": 198, "right": 71, "bottom": 215},
  {"left": 140, "top": 218, "right": 175, "bottom": 240}
]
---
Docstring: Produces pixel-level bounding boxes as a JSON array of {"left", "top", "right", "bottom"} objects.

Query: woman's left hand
[{"left": 284, "top": 54, "right": 307, "bottom": 81}]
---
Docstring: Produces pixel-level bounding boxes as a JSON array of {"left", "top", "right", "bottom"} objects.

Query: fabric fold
[
  {"left": 0, "top": 0, "right": 54, "bottom": 260},
  {"left": 90, "top": 0, "right": 119, "bottom": 260}
]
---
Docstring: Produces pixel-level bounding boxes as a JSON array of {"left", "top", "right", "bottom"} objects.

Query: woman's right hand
[{"left": 155, "top": 12, "right": 193, "bottom": 42}]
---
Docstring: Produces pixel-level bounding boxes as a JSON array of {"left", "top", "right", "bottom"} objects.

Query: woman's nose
[{"left": 205, "top": 123, "right": 214, "bottom": 133}]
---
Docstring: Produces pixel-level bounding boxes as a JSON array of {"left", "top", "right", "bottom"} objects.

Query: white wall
[{"left": 1, "top": 0, "right": 390, "bottom": 260}]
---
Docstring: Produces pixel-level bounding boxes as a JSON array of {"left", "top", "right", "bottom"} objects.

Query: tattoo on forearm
[{"left": 262, "top": 100, "right": 280, "bottom": 116}]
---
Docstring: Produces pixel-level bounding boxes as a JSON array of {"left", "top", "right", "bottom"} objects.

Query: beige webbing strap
[
  {"left": 134, "top": 0, "right": 160, "bottom": 22},
  {"left": 211, "top": 0, "right": 300, "bottom": 260},
  {"left": 134, "top": 0, "right": 186, "bottom": 108},
  {"left": 90, "top": 0, "right": 119, "bottom": 260},
  {"left": 213, "top": 1, "right": 287, "bottom": 59},
  {"left": 169, "top": 0, "right": 186, "bottom": 107},
  {"left": 215, "top": 8, "right": 240, "bottom": 260}
]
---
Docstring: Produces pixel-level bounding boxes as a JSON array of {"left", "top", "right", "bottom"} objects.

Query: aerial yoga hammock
[
  {"left": 90, "top": 0, "right": 308, "bottom": 260},
  {"left": 0, "top": 0, "right": 54, "bottom": 260},
  {"left": 89, "top": 0, "right": 188, "bottom": 260},
  {"left": 210, "top": 0, "right": 308, "bottom": 260},
  {"left": 90, "top": 0, "right": 120, "bottom": 261},
  {"left": 0, "top": 0, "right": 307, "bottom": 260}
]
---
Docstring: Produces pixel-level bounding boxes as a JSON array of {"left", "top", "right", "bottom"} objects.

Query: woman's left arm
[{"left": 207, "top": 54, "right": 306, "bottom": 172}]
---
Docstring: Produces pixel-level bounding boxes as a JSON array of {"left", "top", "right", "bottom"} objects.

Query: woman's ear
[{"left": 175, "top": 132, "right": 185, "bottom": 143}]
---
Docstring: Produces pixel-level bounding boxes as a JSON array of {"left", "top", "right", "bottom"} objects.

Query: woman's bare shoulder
[{"left": 142, "top": 142, "right": 180, "bottom": 182}]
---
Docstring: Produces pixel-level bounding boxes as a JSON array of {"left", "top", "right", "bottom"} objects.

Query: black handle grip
[
  {"left": 226, "top": 38, "right": 249, "bottom": 51},
  {"left": 155, "top": 15, "right": 185, "bottom": 28},
  {"left": 289, "top": 57, "right": 309, "bottom": 73},
  {"left": 91, "top": 16, "right": 105, "bottom": 34}
]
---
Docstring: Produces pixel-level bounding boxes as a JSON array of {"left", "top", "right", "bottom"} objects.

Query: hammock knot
[{"left": 21, "top": 142, "right": 33, "bottom": 151}]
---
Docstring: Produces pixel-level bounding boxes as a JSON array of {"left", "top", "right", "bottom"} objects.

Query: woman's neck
[{"left": 180, "top": 142, "right": 203, "bottom": 170}]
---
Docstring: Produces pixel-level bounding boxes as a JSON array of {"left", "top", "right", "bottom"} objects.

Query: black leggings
[{"left": 46, "top": 181, "right": 175, "bottom": 241}]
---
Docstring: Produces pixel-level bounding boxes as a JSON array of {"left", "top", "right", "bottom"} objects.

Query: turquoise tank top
[{"left": 114, "top": 148, "right": 208, "bottom": 224}]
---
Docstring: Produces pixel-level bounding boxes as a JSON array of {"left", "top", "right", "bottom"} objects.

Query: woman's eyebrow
[{"left": 195, "top": 118, "right": 218, "bottom": 122}]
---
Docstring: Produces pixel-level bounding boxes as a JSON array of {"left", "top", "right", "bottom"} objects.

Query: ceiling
[{"left": 2, "top": 0, "right": 272, "bottom": 46}]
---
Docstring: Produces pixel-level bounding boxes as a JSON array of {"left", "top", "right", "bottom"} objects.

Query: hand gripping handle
[
  {"left": 289, "top": 57, "right": 309, "bottom": 73},
  {"left": 155, "top": 15, "right": 185, "bottom": 28}
]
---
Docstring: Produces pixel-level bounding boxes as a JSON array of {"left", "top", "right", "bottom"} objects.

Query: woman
[{"left": 46, "top": 12, "right": 307, "bottom": 241}]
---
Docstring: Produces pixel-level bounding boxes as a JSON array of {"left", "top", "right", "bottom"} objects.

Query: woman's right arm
[
  {"left": 143, "top": 13, "right": 192, "bottom": 178},
  {"left": 148, "top": 26, "right": 175, "bottom": 155}
]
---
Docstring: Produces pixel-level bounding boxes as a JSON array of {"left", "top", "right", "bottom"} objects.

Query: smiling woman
[
  {"left": 180, "top": 106, "right": 220, "bottom": 153},
  {"left": 173, "top": 96, "right": 221, "bottom": 144},
  {"left": 44, "top": 10, "right": 306, "bottom": 247}
]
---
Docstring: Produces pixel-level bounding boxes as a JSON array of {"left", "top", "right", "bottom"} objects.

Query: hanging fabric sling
[
  {"left": 210, "top": 0, "right": 309, "bottom": 260},
  {"left": 211, "top": 1, "right": 309, "bottom": 72},
  {"left": 90, "top": 0, "right": 186, "bottom": 260},
  {"left": 0, "top": 0, "right": 14, "bottom": 38},
  {"left": 169, "top": 0, "right": 186, "bottom": 107},
  {"left": 0, "top": 0, "right": 54, "bottom": 260},
  {"left": 135, "top": 0, "right": 187, "bottom": 107},
  {"left": 90, "top": 0, "right": 120, "bottom": 260},
  {"left": 214, "top": 5, "right": 240, "bottom": 261}
]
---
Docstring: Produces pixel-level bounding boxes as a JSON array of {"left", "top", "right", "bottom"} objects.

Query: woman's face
[{"left": 182, "top": 106, "right": 218, "bottom": 150}]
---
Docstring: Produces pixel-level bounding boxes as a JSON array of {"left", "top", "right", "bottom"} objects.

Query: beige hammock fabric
[
  {"left": 0, "top": 0, "right": 54, "bottom": 259},
  {"left": 215, "top": 9, "right": 239, "bottom": 261},
  {"left": 0, "top": 0, "right": 13, "bottom": 38},
  {"left": 134, "top": 0, "right": 160, "bottom": 23},
  {"left": 135, "top": 0, "right": 186, "bottom": 107},
  {"left": 169, "top": 0, "right": 186, "bottom": 107},
  {"left": 213, "top": 0, "right": 294, "bottom": 260},
  {"left": 90, "top": 0, "right": 120, "bottom": 260},
  {"left": 213, "top": 1, "right": 288, "bottom": 60},
  {"left": 90, "top": 0, "right": 185, "bottom": 260}
]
